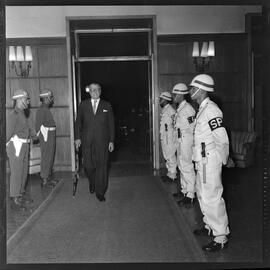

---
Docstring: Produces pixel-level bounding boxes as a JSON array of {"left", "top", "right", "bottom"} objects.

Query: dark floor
[
  {"left": 160, "top": 165, "right": 263, "bottom": 262},
  {"left": 6, "top": 144, "right": 151, "bottom": 242},
  {"left": 7, "top": 174, "right": 206, "bottom": 263},
  {"left": 6, "top": 150, "right": 264, "bottom": 263}
]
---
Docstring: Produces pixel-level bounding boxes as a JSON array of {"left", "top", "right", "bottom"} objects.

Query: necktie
[{"left": 93, "top": 100, "right": 97, "bottom": 114}]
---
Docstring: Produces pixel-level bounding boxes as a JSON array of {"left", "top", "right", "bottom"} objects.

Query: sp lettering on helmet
[{"left": 208, "top": 117, "right": 223, "bottom": 131}]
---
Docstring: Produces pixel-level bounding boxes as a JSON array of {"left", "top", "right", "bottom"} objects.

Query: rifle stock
[{"left": 72, "top": 147, "right": 79, "bottom": 197}]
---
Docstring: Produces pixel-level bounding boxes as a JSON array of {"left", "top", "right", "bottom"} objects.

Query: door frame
[{"left": 66, "top": 15, "right": 159, "bottom": 173}]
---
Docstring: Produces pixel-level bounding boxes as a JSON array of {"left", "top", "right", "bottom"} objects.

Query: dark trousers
[
  {"left": 7, "top": 142, "right": 29, "bottom": 197},
  {"left": 82, "top": 141, "right": 109, "bottom": 196},
  {"left": 40, "top": 131, "right": 56, "bottom": 179}
]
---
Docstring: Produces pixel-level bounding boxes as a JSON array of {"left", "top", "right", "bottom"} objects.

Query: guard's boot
[
  {"left": 41, "top": 178, "right": 54, "bottom": 188},
  {"left": 50, "top": 178, "right": 59, "bottom": 186},
  {"left": 177, "top": 196, "right": 194, "bottom": 207},
  {"left": 10, "top": 197, "right": 27, "bottom": 211},
  {"left": 172, "top": 191, "right": 184, "bottom": 199},
  {"left": 202, "top": 240, "right": 228, "bottom": 252},
  {"left": 19, "top": 193, "right": 33, "bottom": 204},
  {"left": 48, "top": 174, "right": 59, "bottom": 186}
]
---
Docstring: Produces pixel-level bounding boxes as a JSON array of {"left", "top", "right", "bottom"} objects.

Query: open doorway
[
  {"left": 79, "top": 60, "right": 151, "bottom": 163},
  {"left": 67, "top": 17, "right": 158, "bottom": 170}
]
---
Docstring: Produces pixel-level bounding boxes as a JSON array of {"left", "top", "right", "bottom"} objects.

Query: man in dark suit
[{"left": 74, "top": 83, "right": 115, "bottom": 202}]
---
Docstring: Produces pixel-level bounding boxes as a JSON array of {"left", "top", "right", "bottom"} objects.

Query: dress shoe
[
  {"left": 96, "top": 195, "right": 105, "bottom": 202},
  {"left": 193, "top": 227, "right": 213, "bottom": 237},
  {"left": 89, "top": 186, "right": 95, "bottom": 194},
  {"left": 202, "top": 240, "right": 228, "bottom": 252}
]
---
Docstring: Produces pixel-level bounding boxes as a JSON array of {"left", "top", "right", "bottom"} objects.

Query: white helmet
[
  {"left": 39, "top": 89, "right": 53, "bottom": 98},
  {"left": 12, "top": 89, "right": 29, "bottom": 100},
  {"left": 159, "top": 91, "right": 172, "bottom": 101},
  {"left": 190, "top": 74, "right": 214, "bottom": 92},
  {"left": 172, "top": 83, "right": 188, "bottom": 95}
]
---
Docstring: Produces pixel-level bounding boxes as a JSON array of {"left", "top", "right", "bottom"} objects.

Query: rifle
[
  {"left": 72, "top": 147, "right": 80, "bottom": 197},
  {"left": 201, "top": 142, "right": 207, "bottom": 184}
]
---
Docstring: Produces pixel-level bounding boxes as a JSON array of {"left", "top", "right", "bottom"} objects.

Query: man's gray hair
[{"left": 89, "top": 83, "right": 101, "bottom": 90}]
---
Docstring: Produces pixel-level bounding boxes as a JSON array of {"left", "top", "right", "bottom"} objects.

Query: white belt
[
  {"left": 10, "top": 137, "right": 30, "bottom": 143},
  {"left": 37, "top": 125, "right": 56, "bottom": 142},
  {"left": 47, "top": 127, "right": 56, "bottom": 131},
  {"left": 7, "top": 135, "right": 30, "bottom": 157}
]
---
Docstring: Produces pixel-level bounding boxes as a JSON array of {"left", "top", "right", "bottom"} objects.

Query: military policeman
[
  {"left": 172, "top": 83, "right": 196, "bottom": 206},
  {"left": 159, "top": 92, "right": 177, "bottom": 182},
  {"left": 35, "top": 89, "right": 57, "bottom": 188},
  {"left": 6, "top": 89, "right": 34, "bottom": 210},
  {"left": 190, "top": 74, "right": 230, "bottom": 252}
]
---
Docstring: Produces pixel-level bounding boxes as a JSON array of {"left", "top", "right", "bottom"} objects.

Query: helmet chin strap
[{"left": 191, "top": 88, "right": 201, "bottom": 98}]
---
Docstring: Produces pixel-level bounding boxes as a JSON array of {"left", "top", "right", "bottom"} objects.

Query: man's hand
[
  {"left": 108, "top": 142, "right": 114, "bottom": 152},
  {"left": 74, "top": 139, "right": 81, "bottom": 150}
]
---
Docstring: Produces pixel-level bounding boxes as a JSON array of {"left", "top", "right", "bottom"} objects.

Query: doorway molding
[{"left": 66, "top": 15, "right": 159, "bottom": 173}]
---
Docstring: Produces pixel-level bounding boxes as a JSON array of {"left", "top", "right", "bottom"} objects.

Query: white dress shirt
[{"left": 91, "top": 98, "right": 100, "bottom": 113}]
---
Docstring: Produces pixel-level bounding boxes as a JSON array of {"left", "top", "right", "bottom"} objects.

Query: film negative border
[
  {"left": 262, "top": 5, "right": 270, "bottom": 266},
  {"left": 0, "top": 0, "right": 6, "bottom": 266}
]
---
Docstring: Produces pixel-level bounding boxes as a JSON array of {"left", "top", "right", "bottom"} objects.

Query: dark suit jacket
[{"left": 75, "top": 99, "right": 115, "bottom": 148}]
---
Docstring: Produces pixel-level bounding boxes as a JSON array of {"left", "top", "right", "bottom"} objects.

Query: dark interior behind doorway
[{"left": 79, "top": 61, "right": 151, "bottom": 163}]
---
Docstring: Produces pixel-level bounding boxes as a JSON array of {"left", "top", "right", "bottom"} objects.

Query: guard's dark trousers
[
  {"left": 7, "top": 142, "right": 29, "bottom": 197},
  {"left": 40, "top": 130, "right": 56, "bottom": 179}
]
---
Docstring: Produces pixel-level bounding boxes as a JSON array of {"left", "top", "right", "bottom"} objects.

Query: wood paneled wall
[
  {"left": 157, "top": 34, "right": 249, "bottom": 167},
  {"left": 6, "top": 38, "right": 71, "bottom": 171},
  {"left": 157, "top": 34, "right": 248, "bottom": 131},
  {"left": 6, "top": 35, "right": 250, "bottom": 171}
]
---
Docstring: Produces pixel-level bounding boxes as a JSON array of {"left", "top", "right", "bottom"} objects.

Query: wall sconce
[
  {"left": 192, "top": 41, "right": 215, "bottom": 73},
  {"left": 9, "top": 46, "right": 33, "bottom": 77}
]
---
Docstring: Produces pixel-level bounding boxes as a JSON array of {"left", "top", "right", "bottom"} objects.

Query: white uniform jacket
[
  {"left": 193, "top": 97, "right": 229, "bottom": 165},
  {"left": 174, "top": 100, "right": 195, "bottom": 142},
  {"left": 160, "top": 104, "right": 176, "bottom": 147}
]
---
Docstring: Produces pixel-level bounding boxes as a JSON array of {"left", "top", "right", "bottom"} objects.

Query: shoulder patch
[
  {"left": 208, "top": 117, "right": 223, "bottom": 131},
  {"left": 187, "top": 116, "right": 195, "bottom": 124}
]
